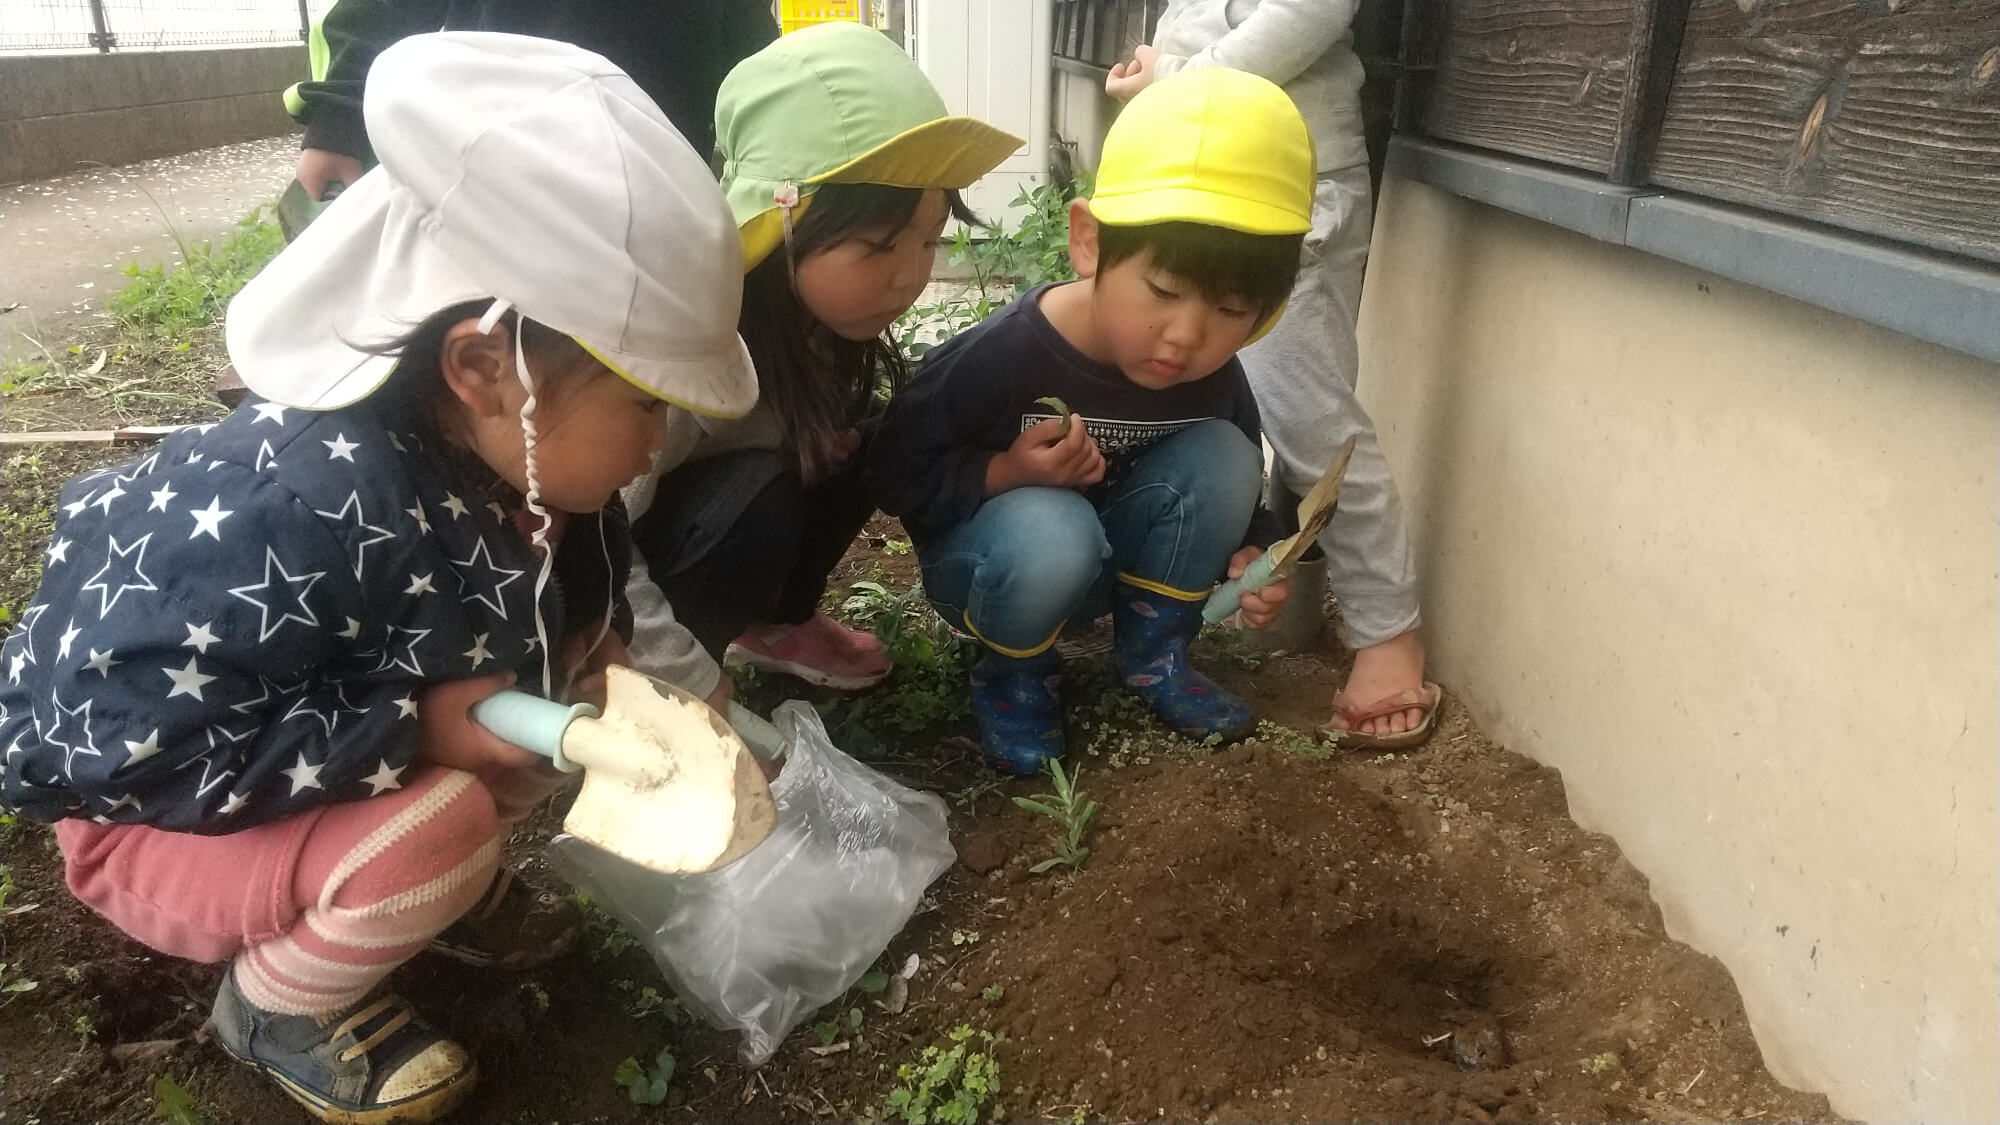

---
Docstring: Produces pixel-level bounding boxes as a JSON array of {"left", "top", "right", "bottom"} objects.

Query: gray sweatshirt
[
  {"left": 619, "top": 404, "right": 786, "bottom": 700},
  {"left": 1150, "top": 0, "right": 1366, "bottom": 173}
]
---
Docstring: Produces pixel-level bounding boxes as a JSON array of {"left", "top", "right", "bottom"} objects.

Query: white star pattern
[
  {"left": 282, "top": 693, "right": 339, "bottom": 737},
  {"left": 45, "top": 689, "right": 102, "bottom": 779},
  {"left": 148, "top": 483, "right": 177, "bottom": 512},
  {"left": 314, "top": 492, "right": 396, "bottom": 580},
  {"left": 114, "top": 451, "right": 162, "bottom": 483},
  {"left": 7, "top": 651, "right": 25, "bottom": 685},
  {"left": 182, "top": 726, "right": 248, "bottom": 797},
  {"left": 80, "top": 533, "right": 159, "bottom": 618},
  {"left": 387, "top": 432, "right": 407, "bottom": 453},
  {"left": 121, "top": 729, "right": 164, "bottom": 767},
  {"left": 57, "top": 620, "right": 81, "bottom": 661},
  {"left": 252, "top": 402, "right": 288, "bottom": 425},
  {"left": 163, "top": 656, "right": 217, "bottom": 701},
  {"left": 406, "top": 505, "right": 432, "bottom": 535},
  {"left": 90, "top": 484, "right": 126, "bottom": 514},
  {"left": 361, "top": 759, "right": 405, "bottom": 795},
  {"left": 228, "top": 547, "right": 325, "bottom": 642},
  {"left": 405, "top": 573, "right": 436, "bottom": 596},
  {"left": 281, "top": 754, "right": 324, "bottom": 794},
  {"left": 184, "top": 622, "right": 221, "bottom": 653},
  {"left": 448, "top": 537, "right": 525, "bottom": 621},
  {"left": 370, "top": 628, "right": 431, "bottom": 677},
  {"left": 441, "top": 494, "right": 470, "bottom": 520},
  {"left": 254, "top": 440, "right": 278, "bottom": 472},
  {"left": 485, "top": 501, "right": 508, "bottom": 523},
  {"left": 83, "top": 648, "right": 119, "bottom": 677},
  {"left": 323, "top": 433, "right": 360, "bottom": 461},
  {"left": 338, "top": 617, "right": 362, "bottom": 640},
  {"left": 464, "top": 633, "right": 493, "bottom": 667},
  {"left": 393, "top": 694, "right": 419, "bottom": 719},
  {"left": 219, "top": 790, "right": 250, "bottom": 816},
  {"left": 62, "top": 493, "right": 91, "bottom": 517},
  {"left": 45, "top": 538, "right": 71, "bottom": 564},
  {"left": 227, "top": 675, "right": 305, "bottom": 717},
  {"left": 188, "top": 496, "right": 233, "bottom": 541},
  {"left": 100, "top": 793, "right": 143, "bottom": 817}
]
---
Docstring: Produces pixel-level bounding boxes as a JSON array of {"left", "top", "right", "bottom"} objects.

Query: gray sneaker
[{"left": 211, "top": 968, "right": 476, "bottom": 1124}]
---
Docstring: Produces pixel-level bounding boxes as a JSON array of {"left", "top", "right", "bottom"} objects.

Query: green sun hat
[{"left": 716, "top": 22, "right": 1024, "bottom": 270}]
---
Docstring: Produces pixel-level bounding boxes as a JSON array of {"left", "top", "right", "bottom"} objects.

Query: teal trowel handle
[
  {"left": 1202, "top": 552, "right": 1280, "bottom": 625},
  {"left": 470, "top": 690, "right": 599, "bottom": 772},
  {"left": 725, "top": 702, "right": 787, "bottom": 764}
]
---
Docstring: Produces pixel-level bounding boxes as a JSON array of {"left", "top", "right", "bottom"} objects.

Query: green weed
[
  {"left": 821, "top": 579, "right": 976, "bottom": 754},
  {"left": 812, "top": 966, "right": 891, "bottom": 1046},
  {"left": 612, "top": 980, "right": 685, "bottom": 1024},
  {"left": 152, "top": 1075, "right": 207, "bottom": 1125},
  {"left": 613, "top": 1046, "right": 676, "bottom": 1105},
  {"left": 882, "top": 1025, "right": 1004, "bottom": 1125},
  {"left": 108, "top": 208, "right": 283, "bottom": 342},
  {"left": 1013, "top": 760, "right": 1099, "bottom": 874},
  {"left": 894, "top": 175, "right": 1087, "bottom": 358}
]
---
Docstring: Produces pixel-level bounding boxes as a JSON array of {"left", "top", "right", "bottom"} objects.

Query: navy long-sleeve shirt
[
  {"left": 865, "top": 283, "right": 1273, "bottom": 547},
  {"left": 0, "top": 398, "right": 628, "bottom": 834}
]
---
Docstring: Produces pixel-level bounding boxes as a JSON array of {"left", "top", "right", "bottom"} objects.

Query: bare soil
[{"left": 0, "top": 502, "right": 1842, "bottom": 1124}]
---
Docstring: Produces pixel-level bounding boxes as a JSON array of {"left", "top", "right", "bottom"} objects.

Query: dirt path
[{"left": 1, "top": 136, "right": 296, "bottom": 364}]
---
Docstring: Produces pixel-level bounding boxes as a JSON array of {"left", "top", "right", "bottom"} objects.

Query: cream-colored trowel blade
[{"left": 556, "top": 666, "right": 777, "bottom": 874}]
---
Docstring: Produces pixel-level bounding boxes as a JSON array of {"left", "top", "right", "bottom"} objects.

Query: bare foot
[{"left": 1330, "top": 628, "right": 1428, "bottom": 735}]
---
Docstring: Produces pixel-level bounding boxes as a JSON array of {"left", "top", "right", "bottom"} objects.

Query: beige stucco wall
[{"left": 1357, "top": 175, "right": 1999, "bottom": 1124}]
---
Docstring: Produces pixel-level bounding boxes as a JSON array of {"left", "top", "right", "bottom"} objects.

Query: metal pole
[
  {"left": 298, "top": 0, "right": 313, "bottom": 42},
  {"left": 86, "top": 0, "right": 115, "bottom": 53}
]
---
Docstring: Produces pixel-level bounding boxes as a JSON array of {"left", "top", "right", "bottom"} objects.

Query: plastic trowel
[
  {"left": 1202, "top": 435, "right": 1358, "bottom": 624},
  {"left": 471, "top": 666, "right": 778, "bottom": 874}
]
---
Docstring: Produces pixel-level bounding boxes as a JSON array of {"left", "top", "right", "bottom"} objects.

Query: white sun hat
[{"left": 227, "top": 31, "right": 758, "bottom": 419}]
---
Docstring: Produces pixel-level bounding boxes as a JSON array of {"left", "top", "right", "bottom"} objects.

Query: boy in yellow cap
[{"left": 866, "top": 69, "right": 1311, "bottom": 774}]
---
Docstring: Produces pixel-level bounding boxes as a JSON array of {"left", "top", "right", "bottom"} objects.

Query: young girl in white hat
[
  {"left": 0, "top": 32, "right": 753, "bottom": 1124},
  {"left": 622, "top": 23, "right": 1021, "bottom": 702}
]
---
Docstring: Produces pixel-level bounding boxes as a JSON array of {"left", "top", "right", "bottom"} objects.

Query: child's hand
[
  {"left": 1227, "top": 546, "right": 1292, "bottom": 630},
  {"left": 1105, "top": 44, "right": 1160, "bottom": 101},
  {"left": 988, "top": 416, "right": 1105, "bottom": 494},
  {"left": 418, "top": 671, "right": 545, "bottom": 773}
]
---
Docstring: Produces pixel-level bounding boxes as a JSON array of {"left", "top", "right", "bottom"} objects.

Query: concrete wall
[
  {"left": 0, "top": 47, "right": 304, "bottom": 185},
  {"left": 1356, "top": 174, "right": 1999, "bottom": 1123}
]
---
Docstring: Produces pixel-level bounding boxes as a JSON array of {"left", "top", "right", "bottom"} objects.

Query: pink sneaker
[{"left": 725, "top": 612, "right": 892, "bottom": 690}]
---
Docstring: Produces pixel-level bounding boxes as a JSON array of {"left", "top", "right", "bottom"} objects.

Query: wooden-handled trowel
[
  {"left": 1202, "top": 435, "right": 1358, "bottom": 624},
  {"left": 471, "top": 666, "right": 778, "bottom": 874}
]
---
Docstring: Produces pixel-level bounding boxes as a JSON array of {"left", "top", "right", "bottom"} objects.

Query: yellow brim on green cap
[{"left": 737, "top": 115, "right": 1022, "bottom": 270}]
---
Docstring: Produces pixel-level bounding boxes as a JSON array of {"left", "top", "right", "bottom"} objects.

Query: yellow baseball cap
[{"left": 1089, "top": 68, "right": 1314, "bottom": 236}]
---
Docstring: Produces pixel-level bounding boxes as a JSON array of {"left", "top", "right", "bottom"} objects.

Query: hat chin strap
[{"left": 482, "top": 297, "right": 557, "bottom": 699}]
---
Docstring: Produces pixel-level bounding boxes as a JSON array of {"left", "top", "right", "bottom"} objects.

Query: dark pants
[{"left": 628, "top": 449, "right": 876, "bottom": 660}]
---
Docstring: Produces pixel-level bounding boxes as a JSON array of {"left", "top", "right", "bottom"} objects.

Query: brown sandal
[{"left": 1320, "top": 681, "right": 1444, "bottom": 751}]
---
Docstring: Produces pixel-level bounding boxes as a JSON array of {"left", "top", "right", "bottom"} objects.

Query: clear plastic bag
[{"left": 549, "top": 700, "right": 956, "bottom": 1065}]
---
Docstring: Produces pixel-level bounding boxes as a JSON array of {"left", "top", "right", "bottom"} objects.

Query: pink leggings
[{"left": 57, "top": 765, "right": 566, "bottom": 1016}]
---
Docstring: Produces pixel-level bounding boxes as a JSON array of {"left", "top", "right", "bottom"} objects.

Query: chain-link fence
[{"left": 0, "top": 0, "right": 336, "bottom": 53}]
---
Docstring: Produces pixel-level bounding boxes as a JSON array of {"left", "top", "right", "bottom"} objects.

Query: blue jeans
[{"left": 919, "top": 420, "right": 1263, "bottom": 655}]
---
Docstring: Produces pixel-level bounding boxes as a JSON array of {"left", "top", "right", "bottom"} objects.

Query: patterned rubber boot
[
  {"left": 969, "top": 646, "right": 1065, "bottom": 776},
  {"left": 1112, "top": 582, "right": 1255, "bottom": 743}
]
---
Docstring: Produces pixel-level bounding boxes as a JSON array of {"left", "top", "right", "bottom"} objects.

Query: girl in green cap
[{"left": 621, "top": 23, "right": 1021, "bottom": 706}]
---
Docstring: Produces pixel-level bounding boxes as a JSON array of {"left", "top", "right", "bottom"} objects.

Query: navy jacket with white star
[{"left": 0, "top": 397, "right": 631, "bottom": 833}]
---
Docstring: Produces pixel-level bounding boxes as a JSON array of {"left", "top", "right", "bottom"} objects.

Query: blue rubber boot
[
  {"left": 970, "top": 646, "right": 1065, "bottom": 776},
  {"left": 1113, "top": 582, "right": 1255, "bottom": 742}
]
